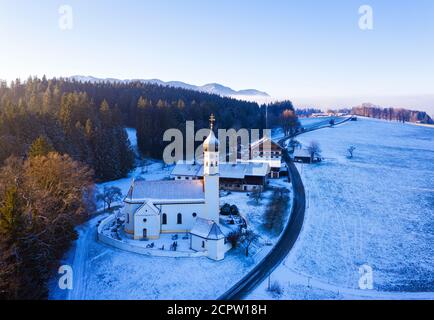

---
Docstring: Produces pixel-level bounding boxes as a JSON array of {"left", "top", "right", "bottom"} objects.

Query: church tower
[{"left": 203, "top": 114, "right": 220, "bottom": 223}]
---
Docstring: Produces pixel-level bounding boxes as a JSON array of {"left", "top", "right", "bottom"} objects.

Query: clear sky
[{"left": 1, "top": 0, "right": 433, "bottom": 113}]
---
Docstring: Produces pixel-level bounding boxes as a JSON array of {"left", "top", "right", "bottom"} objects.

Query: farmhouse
[
  {"left": 171, "top": 161, "right": 270, "bottom": 192},
  {"left": 123, "top": 115, "right": 229, "bottom": 260},
  {"left": 292, "top": 149, "right": 321, "bottom": 164},
  {"left": 241, "top": 137, "right": 284, "bottom": 178}
]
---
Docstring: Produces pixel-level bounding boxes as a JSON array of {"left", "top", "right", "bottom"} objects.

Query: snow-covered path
[{"left": 67, "top": 216, "right": 101, "bottom": 300}]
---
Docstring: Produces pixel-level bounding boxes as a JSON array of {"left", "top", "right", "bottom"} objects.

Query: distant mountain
[
  {"left": 69, "top": 76, "right": 271, "bottom": 103},
  {"left": 352, "top": 103, "right": 434, "bottom": 124}
]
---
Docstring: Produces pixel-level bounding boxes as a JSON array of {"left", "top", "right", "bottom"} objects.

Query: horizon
[
  {"left": 2, "top": 74, "right": 433, "bottom": 117},
  {"left": 1, "top": 0, "right": 433, "bottom": 114}
]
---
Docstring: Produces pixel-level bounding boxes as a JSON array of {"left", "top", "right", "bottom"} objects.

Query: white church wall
[
  {"left": 124, "top": 202, "right": 141, "bottom": 234},
  {"left": 134, "top": 213, "right": 160, "bottom": 240},
  {"left": 207, "top": 238, "right": 226, "bottom": 261},
  {"left": 204, "top": 175, "right": 220, "bottom": 222},
  {"left": 98, "top": 215, "right": 207, "bottom": 258},
  {"left": 191, "top": 235, "right": 207, "bottom": 253},
  {"left": 160, "top": 203, "right": 206, "bottom": 233}
]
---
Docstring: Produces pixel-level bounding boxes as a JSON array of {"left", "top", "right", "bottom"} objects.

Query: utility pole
[
  {"left": 265, "top": 104, "right": 268, "bottom": 129},
  {"left": 268, "top": 275, "right": 271, "bottom": 290}
]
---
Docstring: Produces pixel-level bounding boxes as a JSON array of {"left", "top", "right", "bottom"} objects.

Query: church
[{"left": 123, "top": 115, "right": 229, "bottom": 260}]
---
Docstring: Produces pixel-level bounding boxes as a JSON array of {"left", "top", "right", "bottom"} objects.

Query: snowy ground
[
  {"left": 49, "top": 213, "right": 261, "bottom": 300},
  {"left": 222, "top": 179, "right": 293, "bottom": 256},
  {"left": 49, "top": 186, "right": 282, "bottom": 300},
  {"left": 49, "top": 128, "right": 291, "bottom": 300},
  {"left": 250, "top": 117, "right": 434, "bottom": 299}
]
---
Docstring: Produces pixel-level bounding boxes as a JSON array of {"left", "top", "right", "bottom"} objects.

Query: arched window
[
  {"left": 177, "top": 213, "right": 182, "bottom": 224},
  {"left": 162, "top": 213, "right": 167, "bottom": 225}
]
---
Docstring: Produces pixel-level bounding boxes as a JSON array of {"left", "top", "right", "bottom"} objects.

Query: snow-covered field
[
  {"left": 250, "top": 117, "right": 434, "bottom": 299},
  {"left": 49, "top": 214, "right": 257, "bottom": 300}
]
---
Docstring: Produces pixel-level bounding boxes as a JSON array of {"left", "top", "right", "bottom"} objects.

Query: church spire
[{"left": 209, "top": 113, "right": 215, "bottom": 130}]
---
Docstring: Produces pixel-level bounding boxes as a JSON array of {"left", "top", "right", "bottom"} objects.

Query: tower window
[
  {"left": 177, "top": 213, "right": 182, "bottom": 224},
  {"left": 192, "top": 212, "right": 197, "bottom": 218},
  {"left": 162, "top": 213, "right": 167, "bottom": 225}
]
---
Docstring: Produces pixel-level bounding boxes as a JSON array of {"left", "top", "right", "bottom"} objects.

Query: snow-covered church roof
[
  {"left": 190, "top": 218, "right": 225, "bottom": 240},
  {"left": 125, "top": 180, "right": 205, "bottom": 202},
  {"left": 203, "top": 129, "right": 219, "bottom": 152}
]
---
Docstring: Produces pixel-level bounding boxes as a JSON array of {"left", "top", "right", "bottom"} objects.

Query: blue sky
[{"left": 1, "top": 0, "right": 433, "bottom": 113}]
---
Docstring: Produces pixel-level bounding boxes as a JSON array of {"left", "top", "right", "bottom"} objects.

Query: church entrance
[{"left": 143, "top": 228, "right": 147, "bottom": 239}]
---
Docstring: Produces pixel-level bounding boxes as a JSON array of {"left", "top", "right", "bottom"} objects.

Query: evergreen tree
[
  {"left": 28, "top": 136, "right": 54, "bottom": 158},
  {"left": 0, "top": 186, "right": 24, "bottom": 241}
]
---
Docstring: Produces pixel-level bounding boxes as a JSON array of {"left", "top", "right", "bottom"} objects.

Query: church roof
[
  {"left": 203, "top": 130, "right": 219, "bottom": 151},
  {"left": 126, "top": 180, "right": 205, "bottom": 202},
  {"left": 170, "top": 161, "right": 201, "bottom": 176},
  {"left": 293, "top": 149, "right": 312, "bottom": 158},
  {"left": 249, "top": 136, "right": 281, "bottom": 150},
  {"left": 190, "top": 218, "right": 225, "bottom": 240},
  {"left": 244, "top": 162, "right": 271, "bottom": 176}
]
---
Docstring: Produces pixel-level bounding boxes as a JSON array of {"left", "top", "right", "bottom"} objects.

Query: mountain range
[{"left": 69, "top": 76, "right": 271, "bottom": 103}]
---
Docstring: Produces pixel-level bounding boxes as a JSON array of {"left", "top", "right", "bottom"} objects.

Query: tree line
[
  {"left": 0, "top": 77, "right": 134, "bottom": 181},
  {"left": 351, "top": 104, "right": 433, "bottom": 124},
  {"left": 1, "top": 77, "right": 299, "bottom": 162},
  {"left": 0, "top": 151, "right": 94, "bottom": 299}
]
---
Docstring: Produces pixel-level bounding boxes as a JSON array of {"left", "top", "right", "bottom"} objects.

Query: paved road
[
  {"left": 299, "top": 116, "right": 355, "bottom": 135},
  {"left": 218, "top": 148, "right": 306, "bottom": 300}
]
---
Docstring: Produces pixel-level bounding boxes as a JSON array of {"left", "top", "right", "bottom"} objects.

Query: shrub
[
  {"left": 227, "top": 230, "right": 241, "bottom": 248},
  {"left": 230, "top": 205, "right": 239, "bottom": 215},
  {"left": 220, "top": 203, "right": 231, "bottom": 216},
  {"left": 268, "top": 281, "right": 284, "bottom": 297}
]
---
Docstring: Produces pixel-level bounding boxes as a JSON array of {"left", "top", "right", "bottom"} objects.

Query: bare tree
[
  {"left": 288, "top": 139, "right": 301, "bottom": 153},
  {"left": 250, "top": 188, "right": 262, "bottom": 204},
  {"left": 307, "top": 141, "right": 322, "bottom": 162},
  {"left": 279, "top": 109, "right": 299, "bottom": 137},
  {"left": 347, "top": 146, "right": 356, "bottom": 159},
  {"left": 227, "top": 230, "right": 242, "bottom": 248},
  {"left": 240, "top": 229, "right": 259, "bottom": 257},
  {"left": 97, "top": 186, "right": 122, "bottom": 211},
  {"left": 268, "top": 280, "right": 284, "bottom": 297}
]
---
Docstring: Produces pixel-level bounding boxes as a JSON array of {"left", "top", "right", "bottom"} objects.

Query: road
[
  {"left": 66, "top": 217, "right": 99, "bottom": 300},
  {"left": 218, "top": 148, "right": 306, "bottom": 300}
]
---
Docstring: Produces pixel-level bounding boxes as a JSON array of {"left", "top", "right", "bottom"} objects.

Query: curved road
[{"left": 219, "top": 148, "right": 306, "bottom": 300}]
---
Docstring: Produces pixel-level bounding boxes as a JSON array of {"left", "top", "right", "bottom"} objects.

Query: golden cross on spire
[{"left": 209, "top": 113, "right": 215, "bottom": 130}]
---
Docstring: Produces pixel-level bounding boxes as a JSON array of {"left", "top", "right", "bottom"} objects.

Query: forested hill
[
  {"left": 352, "top": 104, "right": 434, "bottom": 124},
  {"left": 0, "top": 77, "right": 297, "bottom": 179}
]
